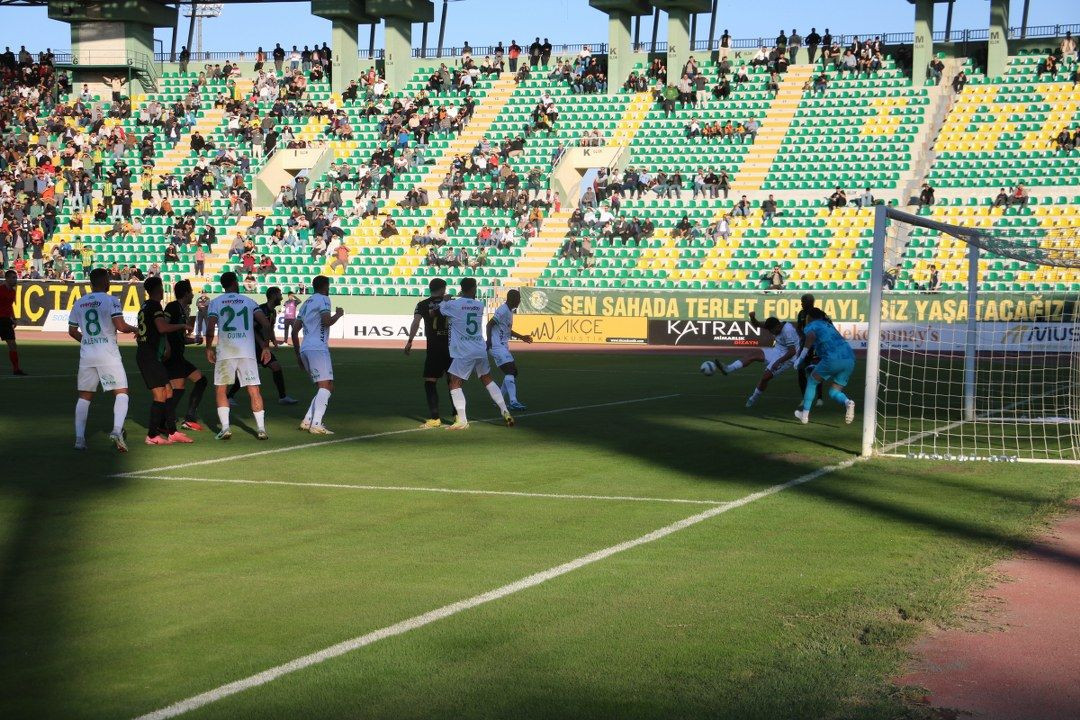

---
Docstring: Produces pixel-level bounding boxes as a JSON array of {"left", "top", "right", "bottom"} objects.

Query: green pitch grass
[{"left": 1, "top": 342, "right": 1077, "bottom": 720}]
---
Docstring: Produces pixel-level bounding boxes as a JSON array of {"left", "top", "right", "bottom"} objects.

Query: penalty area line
[
  {"left": 131, "top": 454, "right": 862, "bottom": 720},
  {"left": 110, "top": 394, "right": 681, "bottom": 478},
  {"left": 128, "top": 475, "right": 725, "bottom": 506}
]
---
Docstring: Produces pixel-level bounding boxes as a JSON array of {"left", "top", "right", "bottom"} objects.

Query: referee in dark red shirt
[{"left": 0, "top": 269, "right": 26, "bottom": 375}]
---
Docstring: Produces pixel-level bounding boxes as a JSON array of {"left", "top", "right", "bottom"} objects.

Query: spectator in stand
[
  {"left": 788, "top": 29, "right": 801, "bottom": 65},
  {"left": 1010, "top": 183, "right": 1029, "bottom": 207},
  {"left": 1054, "top": 126, "right": 1077, "bottom": 153},
  {"left": 805, "top": 28, "right": 822, "bottom": 65},
  {"left": 1061, "top": 31, "right": 1078, "bottom": 63},
  {"left": 719, "top": 29, "right": 731, "bottom": 61},
  {"left": 993, "top": 187, "right": 1010, "bottom": 207},
  {"left": 952, "top": 70, "right": 968, "bottom": 94},
  {"left": 929, "top": 57, "right": 945, "bottom": 84},
  {"left": 919, "top": 182, "right": 936, "bottom": 208},
  {"left": 733, "top": 195, "right": 751, "bottom": 217},
  {"left": 813, "top": 72, "right": 828, "bottom": 96},
  {"left": 766, "top": 72, "right": 780, "bottom": 96},
  {"left": 329, "top": 242, "right": 350, "bottom": 273},
  {"left": 883, "top": 264, "right": 901, "bottom": 290},
  {"left": 925, "top": 264, "right": 941, "bottom": 293},
  {"left": 763, "top": 265, "right": 785, "bottom": 290},
  {"left": 762, "top": 194, "right": 778, "bottom": 222},
  {"left": 243, "top": 274, "right": 258, "bottom": 293},
  {"left": 827, "top": 187, "right": 847, "bottom": 214},
  {"left": 258, "top": 255, "right": 276, "bottom": 274},
  {"left": 858, "top": 187, "right": 876, "bottom": 208}
]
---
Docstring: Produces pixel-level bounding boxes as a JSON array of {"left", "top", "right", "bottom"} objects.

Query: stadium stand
[{"left": 2, "top": 38, "right": 1078, "bottom": 296}]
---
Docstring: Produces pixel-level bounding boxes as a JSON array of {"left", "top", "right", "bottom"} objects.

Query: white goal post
[{"left": 863, "top": 204, "right": 1080, "bottom": 464}]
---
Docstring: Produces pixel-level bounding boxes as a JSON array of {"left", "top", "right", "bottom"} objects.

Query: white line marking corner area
[
  {"left": 110, "top": 394, "right": 681, "bottom": 479},
  {"left": 132, "top": 455, "right": 863, "bottom": 720}
]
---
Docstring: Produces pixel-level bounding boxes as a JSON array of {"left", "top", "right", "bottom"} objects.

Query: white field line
[
  {"left": 132, "top": 455, "right": 861, "bottom": 720},
  {"left": 111, "top": 394, "right": 681, "bottom": 478},
  {"left": 0, "top": 373, "right": 73, "bottom": 380},
  {"left": 130, "top": 476, "right": 725, "bottom": 505}
]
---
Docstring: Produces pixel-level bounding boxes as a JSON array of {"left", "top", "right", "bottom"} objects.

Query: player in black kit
[
  {"left": 136, "top": 276, "right": 189, "bottom": 445},
  {"left": 226, "top": 286, "right": 297, "bottom": 405},
  {"left": 404, "top": 278, "right": 454, "bottom": 427},
  {"left": 163, "top": 280, "right": 210, "bottom": 432}
]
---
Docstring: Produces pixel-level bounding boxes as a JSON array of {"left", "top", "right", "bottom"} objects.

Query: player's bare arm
[
  {"left": 204, "top": 317, "right": 218, "bottom": 364},
  {"left": 404, "top": 314, "right": 422, "bottom": 354},
  {"left": 322, "top": 307, "right": 344, "bottom": 327},
  {"left": 68, "top": 325, "right": 82, "bottom": 343},
  {"left": 747, "top": 311, "right": 764, "bottom": 329},
  {"left": 512, "top": 330, "right": 534, "bottom": 343},
  {"left": 114, "top": 316, "right": 138, "bottom": 334}
]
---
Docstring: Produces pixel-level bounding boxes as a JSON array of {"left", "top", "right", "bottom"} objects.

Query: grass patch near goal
[{"left": 1, "top": 342, "right": 1077, "bottom": 719}]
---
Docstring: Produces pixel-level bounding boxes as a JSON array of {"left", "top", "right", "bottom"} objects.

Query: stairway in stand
[
  {"left": 503, "top": 209, "right": 573, "bottom": 287},
  {"left": 140, "top": 107, "right": 226, "bottom": 194},
  {"left": 389, "top": 73, "right": 519, "bottom": 280},
  {"left": 731, "top": 64, "right": 815, "bottom": 193},
  {"left": 191, "top": 207, "right": 268, "bottom": 285}
]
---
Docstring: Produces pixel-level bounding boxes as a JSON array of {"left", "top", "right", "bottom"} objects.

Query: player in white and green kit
[
  {"left": 293, "top": 275, "right": 343, "bottom": 435},
  {"left": 204, "top": 272, "right": 273, "bottom": 440},
  {"left": 434, "top": 277, "right": 513, "bottom": 431},
  {"left": 67, "top": 267, "right": 138, "bottom": 451}
]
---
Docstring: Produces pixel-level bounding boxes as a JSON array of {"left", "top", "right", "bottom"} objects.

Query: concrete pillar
[
  {"left": 384, "top": 16, "right": 412, "bottom": 91},
  {"left": 330, "top": 18, "right": 359, "bottom": 95},
  {"left": 607, "top": 12, "right": 632, "bottom": 92},
  {"left": 365, "top": 0, "right": 433, "bottom": 89},
  {"left": 666, "top": 8, "right": 690, "bottom": 79},
  {"left": 50, "top": 0, "right": 176, "bottom": 93},
  {"left": 912, "top": 0, "right": 935, "bottom": 85},
  {"left": 590, "top": 1, "right": 651, "bottom": 93},
  {"left": 987, "top": 0, "right": 1010, "bottom": 78},
  {"left": 649, "top": 0, "right": 710, "bottom": 83}
]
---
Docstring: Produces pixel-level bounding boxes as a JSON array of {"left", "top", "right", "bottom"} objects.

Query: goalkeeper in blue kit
[{"left": 793, "top": 307, "right": 856, "bottom": 425}]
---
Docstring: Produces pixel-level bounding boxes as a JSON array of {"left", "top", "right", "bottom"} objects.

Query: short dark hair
[
  {"left": 312, "top": 275, "right": 329, "bottom": 293},
  {"left": 144, "top": 276, "right": 163, "bottom": 295},
  {"left": 507, "top": 288, "right": 521, "bottom": 303},
  {"left": 460, "top": 277, "right": 477, "bottom": 294},
  {"left": 4, "top": 269, "right": 15, "bottom": 279},
  {"left": 429, "top": 278, "right": 447, "bottom": 292},
  {"left": 173, "top": 279, "right": 192, "bottom": 298},
  {"left": 266, "top": 286, "right": 281, "bottom": 300},
  {"left": 89, "top": 267, "right": 109, "bottom": 289},
  {"left": 763, "top": 316, "right": 782, "bottom": 333},
  {"left": 220, "top": 271, "right": 238, "bottom": 290},
  {"left": 800, "top": 293, "right": 815, "bottom": 307}
]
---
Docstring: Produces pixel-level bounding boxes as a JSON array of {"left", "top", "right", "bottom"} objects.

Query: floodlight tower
[{"left": 184, "top": 2, "right": 223, "bottom": 59}]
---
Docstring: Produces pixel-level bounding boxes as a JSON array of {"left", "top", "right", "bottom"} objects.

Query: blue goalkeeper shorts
[{"left": 812, "top": 356, "right": 855, "bottom": 387}]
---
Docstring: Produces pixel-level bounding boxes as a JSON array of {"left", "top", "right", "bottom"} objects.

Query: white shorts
[
  {"left": 301, "top": 347, "right": 334, "bottom": 383},
  {"left": 763, "top": 346, "right": 795, "bottom": 375},
  {"left": 215, "top": 357, "right": 261, "bottom": 387},
  {"left": 490, "top": 346, "right": 514, "bottom": 367},
  {"left": 449, "top": 356, "right": 491, "bottom": 380},
  {"left": 77, "top": 363, "right": 128, "bottom": 392}
]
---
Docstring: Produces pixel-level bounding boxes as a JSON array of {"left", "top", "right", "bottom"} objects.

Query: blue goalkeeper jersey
[{"left": 805, "top": 319, "right": 854, "bottom": 363}]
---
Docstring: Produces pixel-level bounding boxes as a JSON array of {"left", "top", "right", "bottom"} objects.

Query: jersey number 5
[{"left": 465, "top": 312, "right": 479, "bottom": 335}]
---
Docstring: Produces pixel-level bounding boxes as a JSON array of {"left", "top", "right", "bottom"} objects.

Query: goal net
[{"left": 863, "top": 205, "right": 1080, "bottom": 464}]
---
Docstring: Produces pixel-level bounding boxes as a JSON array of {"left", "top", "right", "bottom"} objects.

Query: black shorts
[
  {"left": 165, "top": 357, "right": 198, "bottom": 381},
  {"left": 136, "top": 349, "right": 171, "bottom": 389},
  {"left": 423, "top": 349, "right": 452, "bottom": 378},
  {"left": 0, "top": 318, "right": 13, "bottom": 342}
]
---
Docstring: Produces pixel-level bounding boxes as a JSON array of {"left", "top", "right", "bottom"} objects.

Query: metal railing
[{"left": 28, "top": 22, "right": 1080, "bottom": 67}]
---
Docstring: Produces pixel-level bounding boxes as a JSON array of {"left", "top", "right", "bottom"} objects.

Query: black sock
[
  {"left": 424, "top": 380, "right": 439, "bottom": 419},
  {"left": 227, "top": 378, "right": 240, "bottom": 399},
  {"left": 166, "top": 389, "right": 184, "bottom": 433},
  {"left": 186, "top": 377, "right": 207, "bottom": 421},
  {"left": 798, "top": 367, "right": 808, "bottom": 394},
  {"left": 149, "top": 400, "right": 167, "bottom": 438},
  {"left": 273, "top": 369, "right": 287, "bottom": 398}
]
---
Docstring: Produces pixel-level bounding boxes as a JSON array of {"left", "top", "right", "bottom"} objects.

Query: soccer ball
[{"left": 700, "top": 360, "right": 717, "bottom": 377}]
